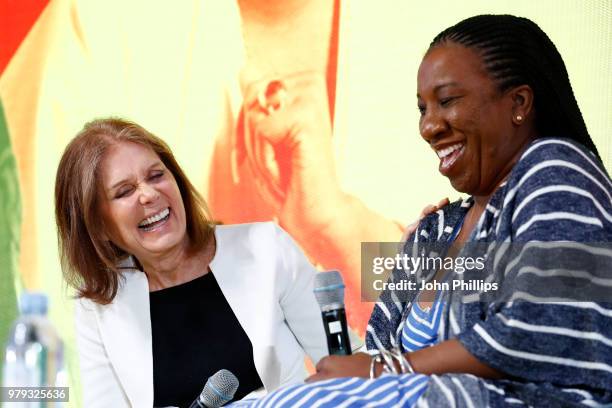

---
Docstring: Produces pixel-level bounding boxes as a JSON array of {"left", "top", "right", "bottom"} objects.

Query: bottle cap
[{"left": 19, "top": 292, "right": 48, "bottom": 315}]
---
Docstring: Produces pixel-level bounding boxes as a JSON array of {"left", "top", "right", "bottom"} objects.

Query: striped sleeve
[
  {"left": 366, "top": 263, "right": 412, "bottom": 351},
  {"left": 458, "top": 139, "right": 612, "bottom": 391}
]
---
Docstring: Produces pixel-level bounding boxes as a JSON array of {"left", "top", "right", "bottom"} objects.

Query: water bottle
[{"left": 2, "top": 293, "right": 66, "bottom": 407}]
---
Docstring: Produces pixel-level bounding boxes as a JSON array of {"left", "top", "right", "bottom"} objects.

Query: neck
[
  {"left": 471, "top": 172, "right": 507, "bottom": 216},
  {"left": 472, "top": 131, "right": 538, "bottom": 210},
  {"left": 472, "top": 194, "right": 492, "bottom": 210},
  {"left": 137, "top": 238, "right": 213, "bottom": 291}
]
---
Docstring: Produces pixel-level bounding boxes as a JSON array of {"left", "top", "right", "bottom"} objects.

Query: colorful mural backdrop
[{"left": 1, "top": 1, "right": 610, "bottom": 405}]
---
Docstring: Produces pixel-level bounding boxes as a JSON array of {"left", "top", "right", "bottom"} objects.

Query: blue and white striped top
[
  {"left": 233, "top": 138, "right": 612, "bottom": 407},
  {"left": 367, "top": 138, "right": 612, "bottom": 407},
  {"left": 400, "top": 218, "right": 459, "bottom": 355},
  {"left": 401, "top": 293, "right": 444, "bottom": 353}
]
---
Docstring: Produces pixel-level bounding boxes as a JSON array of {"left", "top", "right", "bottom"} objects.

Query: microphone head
[
  {"left": 313, "top": 270, "right": 345, "bottom": 310},
  {"left": 199, "top": 369, "right": 239, "bottom": 407}
]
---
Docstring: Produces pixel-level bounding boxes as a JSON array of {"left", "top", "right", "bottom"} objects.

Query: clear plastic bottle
[{"left": 3, "top": 293, "right": 66, "bottom": 407}]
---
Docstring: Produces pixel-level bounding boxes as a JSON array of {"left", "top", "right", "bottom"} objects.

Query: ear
[{"left": 510, "top": 85, "right": 534, "bottom": 125}]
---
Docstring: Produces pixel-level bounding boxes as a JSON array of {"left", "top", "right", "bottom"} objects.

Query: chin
[
  {"left": 140, "top": 234, "right": 183, "bottom": 253},
  {"left": 449, "top": 178, "right": 470, "bottom": 194}
]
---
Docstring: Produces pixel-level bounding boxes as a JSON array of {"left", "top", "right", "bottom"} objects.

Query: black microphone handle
[{"left": 321, "top": 307, "right": 352, "bottom": 355}]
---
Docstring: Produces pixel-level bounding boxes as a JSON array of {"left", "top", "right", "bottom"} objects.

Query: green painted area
[{"left": 0, "top": 100, "right": 21, "bottom": 384}]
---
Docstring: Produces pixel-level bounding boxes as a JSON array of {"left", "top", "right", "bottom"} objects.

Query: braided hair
[{"left": 430, "top": 14, "right": 600, "bottom": 160}]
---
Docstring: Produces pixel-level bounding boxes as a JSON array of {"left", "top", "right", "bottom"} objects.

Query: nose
[
  {"left": 138, "top": 183, "right": 160, "bottom": 205},
  {"left": 419, "top": 108, "right": 449, "bottom": 145}
]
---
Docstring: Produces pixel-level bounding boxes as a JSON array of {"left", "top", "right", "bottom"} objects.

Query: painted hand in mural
[
  {"left": 238, "top": 71, "right": 407, "bottom": 335},
  {"left": 240, "top": 71, "right": 343, "bottom": 241}
]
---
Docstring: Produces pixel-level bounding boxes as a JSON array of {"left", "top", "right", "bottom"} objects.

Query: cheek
[
  {"left": 166, "top": 182, "right": 185, "bottom": 208},
  {"left": 445, "top": 108, "right": 462, "bottom": 124},
  {"left": 104, "top": 202, "right": 136, "bottom": 231},
  {"left": 98, "top": 203, "right": 115, "bottom": 229},
  {"left": 458, "top": 103, "right": 481, "bottom": 128},
  {"left": 446, "top": 103, "right": 481, "bottom": 136},
  {"left": 102, "top": 211, "right": 123, "bottom": 242}
]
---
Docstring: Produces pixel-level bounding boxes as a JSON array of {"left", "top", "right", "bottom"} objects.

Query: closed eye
[
  {"left": 149, "top": 170, "right": 165, "bottom": 181},
  {"left": 440, "top": 96, "right": 460, "bottom": 107},
  {"left": 115, "top": 186, "right": 134, "bottom": 199}
]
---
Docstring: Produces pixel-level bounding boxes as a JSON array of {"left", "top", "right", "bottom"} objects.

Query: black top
[{"left": 150, "top": 272, "right": 263, "bottom": 408}]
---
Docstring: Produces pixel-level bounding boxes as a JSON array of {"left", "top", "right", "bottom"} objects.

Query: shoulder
[
  {"left": 508, "top": 137, "right": 611, "bottom": 198},
  {"left": 74, "top": 270, "right": 145, "bottom": 321},
  {"left": 212, "top": 223, "right": 308, "bottom": 290},
  {"left": 510, "top": 137, "right": 610, "bottom": 189},
  {"left": 502, "top": 137, "right": 612, "bottom": 240},
  {"left": 75, "top": 296, "right": 97, "bottom": 319},
  {"left": 214, "top": 221, "right": 279, "bottom": 238},
  {"left": 519, "top": 137, "right": 601, "bottom": 162},
  {"left": 74, "top": 296, "right": 102, "bottom": 342},
  {"left": 212, "top": 222, "right": 295, "bottom": 267},
  {"left": 214, "top": 222, "right": 287, "bottom": 249}
]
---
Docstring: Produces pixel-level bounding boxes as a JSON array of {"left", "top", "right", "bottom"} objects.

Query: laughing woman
[
  {"left": 54, "top": 119, "right": 326, "bottom": 407},
  {"left": 230, "top": 14, "right": 612, "bottom": 407}
]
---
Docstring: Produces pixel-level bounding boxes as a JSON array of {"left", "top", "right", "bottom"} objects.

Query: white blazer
[{"left": 75, "top": 222, "right": 327, "bottom": 408}]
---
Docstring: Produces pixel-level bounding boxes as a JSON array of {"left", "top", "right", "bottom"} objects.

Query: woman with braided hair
[{"left": 230, "top": 14, "right": 612, "bottom": 407}]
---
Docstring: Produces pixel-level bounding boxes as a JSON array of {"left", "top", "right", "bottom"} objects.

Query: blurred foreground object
[{"left": 3, "top": 293, "right": 66, "bottom": 395}]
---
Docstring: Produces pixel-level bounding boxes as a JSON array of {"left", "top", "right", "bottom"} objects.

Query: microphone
[
  {"left": 188, "top": 369, "right": 239, "bottom": 408},
  {"left": 313, "top": 271, "right": 352, "bottom": 356}
]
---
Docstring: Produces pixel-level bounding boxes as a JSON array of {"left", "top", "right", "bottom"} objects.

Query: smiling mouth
[
  {"left": 138, "top": 208, "right": 171, "bottom": 232},
  {"left": 436, "top": 143, "right": 465, "bottom": 173}
]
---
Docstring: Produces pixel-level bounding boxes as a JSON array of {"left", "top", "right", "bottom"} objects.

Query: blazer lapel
[
  {"left": 211, "top": 233, "right": 281, "bottom": 392},
  {"left": 96, "top": 271, "right": 153, "bottom": 407}
]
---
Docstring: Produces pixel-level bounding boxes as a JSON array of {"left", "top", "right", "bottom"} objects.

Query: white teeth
[
  {"left": 436, "top": 143, "right": 463, "bottom": 159},
  {"left": 139, "top": 208, "right": 170, "bottom": 227}
]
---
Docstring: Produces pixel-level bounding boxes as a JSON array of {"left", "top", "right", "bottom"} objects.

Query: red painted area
[{"left": 0, "top": 0, "right": 50, "bottom": 75}]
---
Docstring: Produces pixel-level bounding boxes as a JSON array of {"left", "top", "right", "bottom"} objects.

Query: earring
[{"left": 516, "top": 115, "right": 523, "bottom": 122}]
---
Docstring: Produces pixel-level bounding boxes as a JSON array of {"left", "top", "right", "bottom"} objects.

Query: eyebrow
[
  {"left": 417, "top": 81, "right": 460, "bottom": 98},
  {"left": 433, "top": 82, "right": 459, "bottom": 92},
  {"left": 108, "top": 161, "right": 164, "bottom": 191}
]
